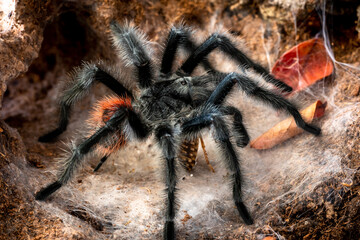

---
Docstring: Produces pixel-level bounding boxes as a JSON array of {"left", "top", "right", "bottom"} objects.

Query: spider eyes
[{"left": 180, "top": 80, "right": 187, "bottom": 85}]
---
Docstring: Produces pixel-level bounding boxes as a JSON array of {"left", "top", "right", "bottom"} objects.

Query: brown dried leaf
[
  {"left": 250, "top": 101, "right": 326, "bottom": 149},
  {"left": 263, "top": 237, "right": 276, "bottom": 240}
]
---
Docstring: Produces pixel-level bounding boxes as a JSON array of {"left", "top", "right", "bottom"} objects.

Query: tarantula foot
[
  {"left": 38, "top": 129, "right": 63, "bottom": 142},
  {"left": 35, "top": 181, "right": 62, "bottom": 200},
  {"left": 303, "top": 124, "right": 321, "bottom": 136},
  {"left": 38, "top": 135, "right": 52, "bottom": 143},
  {"left": 236, "top": 201, "right": 254, "bottom": 225},
  {"left": 93, "top": 155, "right": 109, "bottom": 172},
  {"left": 236, "top": 138, "right": 250, "bottom": 148},
  {"left": 93, "top": 163, "right": 103, "bottom": 172},
  {"left": 164, "top": 221, "right": 175, "bottom": 240}
]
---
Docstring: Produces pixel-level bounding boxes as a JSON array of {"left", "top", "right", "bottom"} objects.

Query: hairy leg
[
  {"left": 221, "top": 106, "right": 250, "bottom": 147},
  {"left": 36, "top": 108, "right": 149, "bottom": 200},
  {"left": 161, "top": 26, "right": 215, "bottom": 76},
  {"left": 36, "top": 109, "right": 128, "bottom": 200},
  {"left": 206, "top": 72, "right": 321, "bottom": 135},
  {"left": 181, "top": 113, "right": 253, "bottom": 225},
  {"left": 155, "top": 124, "right": 178, "bottom": 240},
  {"left": 180, "top": 33, "right": 292, "bottom": 92},
  {"left": 110, "top": 21, "right": 153, "bottom": 88},
  {"left": 93, "top": 154, "right": 110, "bottom": 172},
  {"left": 39, "top": 63, "right": 133, "bottom": 142}
]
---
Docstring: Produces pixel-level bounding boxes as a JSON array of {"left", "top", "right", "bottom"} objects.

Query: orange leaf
[
  {"left": 250, "top": 100, "right": 326, "bottom": 150},
  {"left": 271, "top": 38, "right": 334, "bottom": 92}
]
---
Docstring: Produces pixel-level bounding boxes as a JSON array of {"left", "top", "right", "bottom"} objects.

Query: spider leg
[
  {"left": 93, "top": 103, "right": 149, "bottom": 172},
  {"left": 35, "top": 108, "right": 149, "bottom": 200},
  {"left": 181, "top": 113, "right": 254, "bottom": 225},
  {"left": 38, "top": 103, "right": 71, "bottom": 142},
  {"left": 222, "top": 106, "right": 250, "bottom": 148},
  {"left": 161, "top": 26, "right": 215, "bottom": 76},
  {"left": 199, "top": 136, "right": 215, "bottom": 173},
  {"left": 39, "top": 63, "right": 133, "bottom": 142},
  {"left": 35, "top": 109, "right": 127, "bottom": 200},
  {"left": 155, "top": 125, "right": 178, "bottom": 240},
  {"left": 93, "top": 154, "right": 110, "bottom": 172},
  {"left": 206, "top": 72, "right": 321, "bottom": 135},
  {"left": 180, "top": 33, "right": 292, "bottom": 92},
  {"left": 110, "top": 21, "right": 153, "bottom": 88}
]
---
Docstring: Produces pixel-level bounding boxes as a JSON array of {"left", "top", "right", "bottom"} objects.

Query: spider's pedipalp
[
  {"left": 180, "top": 33, "right": 292, "bottom": 92},
  {"left": 39, "top": 62, "right": 132, "bottom": 142},
  {"left": 110, "top": 21, "right": 153, "bottom": 88}
]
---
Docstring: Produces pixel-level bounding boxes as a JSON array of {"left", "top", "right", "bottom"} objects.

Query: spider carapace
[{"left": 35, "top": 21, "right": 321, "bottom": 239}]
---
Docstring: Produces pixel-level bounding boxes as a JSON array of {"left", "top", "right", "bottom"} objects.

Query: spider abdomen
[
  {"left": 178, "top": 137, "right": 215, "bottom": 173},
  {"left": 178, "top": 138, "right": 199, "bottom": 171}
]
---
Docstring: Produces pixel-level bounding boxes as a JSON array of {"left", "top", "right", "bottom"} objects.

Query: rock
[{"left": 0, "top": 0, "right": 57, "bottom": 108}]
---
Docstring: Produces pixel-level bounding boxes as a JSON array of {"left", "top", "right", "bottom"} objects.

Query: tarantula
[{"left": 35, "top": 21, "right": 320, "bottom": 239}]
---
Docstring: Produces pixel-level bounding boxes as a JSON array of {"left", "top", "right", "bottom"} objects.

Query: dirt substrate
[{"left": 1, "top": 1, "right": 360, "bottom": 239}]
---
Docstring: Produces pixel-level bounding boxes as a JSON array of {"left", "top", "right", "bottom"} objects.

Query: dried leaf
[
  {"left": 263, "top": 237, "right": 276, "bottom": 240},
  {"left": 181, "top": 211, "right": 192, "bottom": 225},
  {"left": 271, "top": 38, "right": 334, "bottom": 92},
  {"left": 250, "top": 101, "right": 326, "bottom": 149}
]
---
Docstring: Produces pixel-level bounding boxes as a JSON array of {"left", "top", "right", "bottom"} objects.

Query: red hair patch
[{"left": 87, "top": 95, "right": 132, "bottom": 156}]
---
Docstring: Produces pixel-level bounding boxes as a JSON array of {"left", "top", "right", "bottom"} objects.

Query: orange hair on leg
[{"left": 87, "top": 95, "right": 132, "bottom": 156}]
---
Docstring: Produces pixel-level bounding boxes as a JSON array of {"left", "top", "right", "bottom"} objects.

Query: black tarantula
[{"left": 35, "top": 21, "right": 321, "bottom": 239}]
